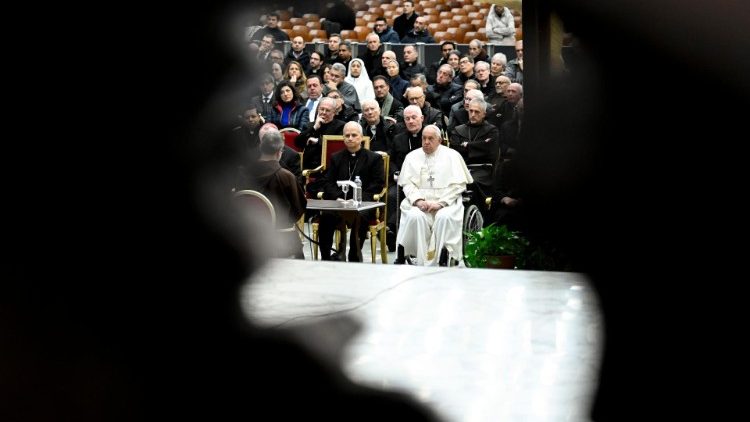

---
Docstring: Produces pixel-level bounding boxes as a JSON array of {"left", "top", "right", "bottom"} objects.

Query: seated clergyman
[{"left": 395, "top": 124, "right": 473, "bottom": 266}]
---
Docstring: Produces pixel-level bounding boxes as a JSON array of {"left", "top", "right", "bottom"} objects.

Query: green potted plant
[{"left": 464, "top": 224, "right": 530, "bottom": 269}]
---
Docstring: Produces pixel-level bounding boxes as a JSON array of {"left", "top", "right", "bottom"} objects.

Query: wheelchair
[{"left": 461, "top": 163, "right": 494, "bottom": 263}]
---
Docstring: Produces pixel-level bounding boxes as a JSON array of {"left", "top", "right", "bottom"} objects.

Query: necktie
[{"left": 307, "top": 99, "right": 315, "bottom": 113}]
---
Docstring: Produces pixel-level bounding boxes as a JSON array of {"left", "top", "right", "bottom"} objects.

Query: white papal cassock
[{"left": 396, "top": 145, "right": 473, "bottom": 265}]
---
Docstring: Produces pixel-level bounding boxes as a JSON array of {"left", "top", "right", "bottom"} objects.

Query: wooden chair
[
  {"left": 280, "top": 127, "right": 302, "bottom": 152},
  {"left": 452, "top": 15, "right": 470, "bottom": 25},
  {"left": 422, "top": 14, "right": 440, "bottom": 24},
  {"left": 460, "top": 23, "right": 477, "bottom": 32},
  {"left": 477, "top": 27, "right": 488, "bottom": 41},
  {"left": 234, "top": 189, "right": 276, "bottom": 228},
  {"left": 303, "top": 13, "right": 319, "bottom": 21},
  {"left": 433, "top": 31, "right": 448, "bottom": 43},
  {"left": 340, "top": 30, "right": 358, "bottom": 41},
  {"left": 306, "top": 21, "right": 322, "bottom": 30},
  {"left": 368, "top": 151, "right": 390, "bottom": 263},
  {"left": 429, "top": 22, "right": 448, "bottom": 33},
  {"left": 279, "top": 21, "right": 293, "bottom": 30},
  {"left": 292, "top": 25, "right": 310, "bottom": 41},
  {"left": 233, "top": 190, "right": 301, "bottom": 258},
  {"left": 353, "top": 26, "right": 370, "bottom": 42},
  {"left": 309, "top": 29, "right": 328, "bottom": 41},
  {"left": 289, "top": 17, "right": 305, "bottom": 26},
  {"left": 445, "top": 27, "right": 466, "bottom": 43}
]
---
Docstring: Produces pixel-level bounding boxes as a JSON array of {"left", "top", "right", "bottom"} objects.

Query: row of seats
[{"left": 276, "top": 0, "right": 522, "bottom": 44}]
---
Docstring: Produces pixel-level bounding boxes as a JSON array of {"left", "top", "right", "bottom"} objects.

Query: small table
[{"left": 306, "top": 200, "right": 385, "bottom": 261}]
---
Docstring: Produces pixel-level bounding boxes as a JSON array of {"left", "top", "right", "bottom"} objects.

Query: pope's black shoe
[
  {"left": 438, "top": 246, "right": 449, "bottom": 267},
  {"left": 394, "top": 244, "right": 406, "bottom": 264},
  {"left": 386, "top": 229, "right": 397, "bottom": 252}
]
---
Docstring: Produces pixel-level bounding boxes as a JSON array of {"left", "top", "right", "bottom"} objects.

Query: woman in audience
[
  {"left": 345, "top": 58, "right": 375, "bottom": 102},
  {"left": 268, "top": 80, "right": 309, "bottom": 131},
  {"left": 384, "top": 60, "right": 408, "bottom": 100},
  {"left": 447, "top": 51, "right": 462, "bottom": 76},
  {"left": 321, "top": 63, "right": 333, "bottom": 84},
  {"left": 284, "top": 60, "right": 308, "bottom": 101}
]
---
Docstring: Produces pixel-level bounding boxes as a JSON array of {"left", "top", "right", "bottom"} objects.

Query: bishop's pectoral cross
[{"left": 427, "top": 172, "right": 435, "bottom": 187}]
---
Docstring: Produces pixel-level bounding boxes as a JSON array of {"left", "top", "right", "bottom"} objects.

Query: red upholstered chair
[
  {"left": 309, "top": 135, "right": 377, "bottom": 260},
  {"left": 280, "top": 127, "right": 302, "bottom": 152}
]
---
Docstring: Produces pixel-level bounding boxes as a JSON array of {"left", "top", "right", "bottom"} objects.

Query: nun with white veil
[{"left": 345, "top": 58, "right": 375, "bottom": 103}]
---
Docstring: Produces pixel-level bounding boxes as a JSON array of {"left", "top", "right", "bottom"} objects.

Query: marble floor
[{"left": 242, "top": 259, "right": 603, "bottom": 422}]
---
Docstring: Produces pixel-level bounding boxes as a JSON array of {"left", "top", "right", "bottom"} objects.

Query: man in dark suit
[
  {"left": 250, "top": 12, "right": 290, "bottom": 42},
  {"left": 250, "top": 74, "right": 277, "bottom": 120},
  {"left": 317, "top": 122, "right": 385, "bottom": 262},
  {"left": 296, "top": 97, "right": 345, "bottom": 171},
  {"left": 393, "top": 0, "right": 417, "bottom": 40},
  {"left": 449, "top": 97, "right": 499, "bottom": 203}
]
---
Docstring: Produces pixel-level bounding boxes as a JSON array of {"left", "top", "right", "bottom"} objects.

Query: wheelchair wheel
[{"left": 462, "top": 204, "right": 484, "bottom": 263}]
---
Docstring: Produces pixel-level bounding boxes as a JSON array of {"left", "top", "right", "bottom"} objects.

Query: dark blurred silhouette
[
  {"left": 3, "top": 1, "right": 438, "bottom": 420},
  {"left": 518, "top": 0, "right": 749, "bottom": 419}
]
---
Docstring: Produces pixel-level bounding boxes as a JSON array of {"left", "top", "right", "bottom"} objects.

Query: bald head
[
  {"left": 343, "top": 121, "right": 364, "bottom": 152},
  {"left": 403, "top": 105, "right": 424, "bottom": 134},
  {"left": 259, "top": 122, "right": 279, "bottom": 140}
]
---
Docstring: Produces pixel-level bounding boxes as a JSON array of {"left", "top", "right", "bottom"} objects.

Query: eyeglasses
[{"left": 407, "top": 95, "right": 423, "bottom": 101}]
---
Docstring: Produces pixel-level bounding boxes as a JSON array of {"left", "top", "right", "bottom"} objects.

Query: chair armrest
[
  {"left": 372, "top": 186, "right": 387, "bottom": 201},
  {"left": 302, "top": 165, "right": 324, "bottom": 177}
]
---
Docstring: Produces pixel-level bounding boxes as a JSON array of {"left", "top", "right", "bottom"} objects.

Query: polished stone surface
[{"left": 242, "top": 259, "right": 602, "bottom": 422}]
